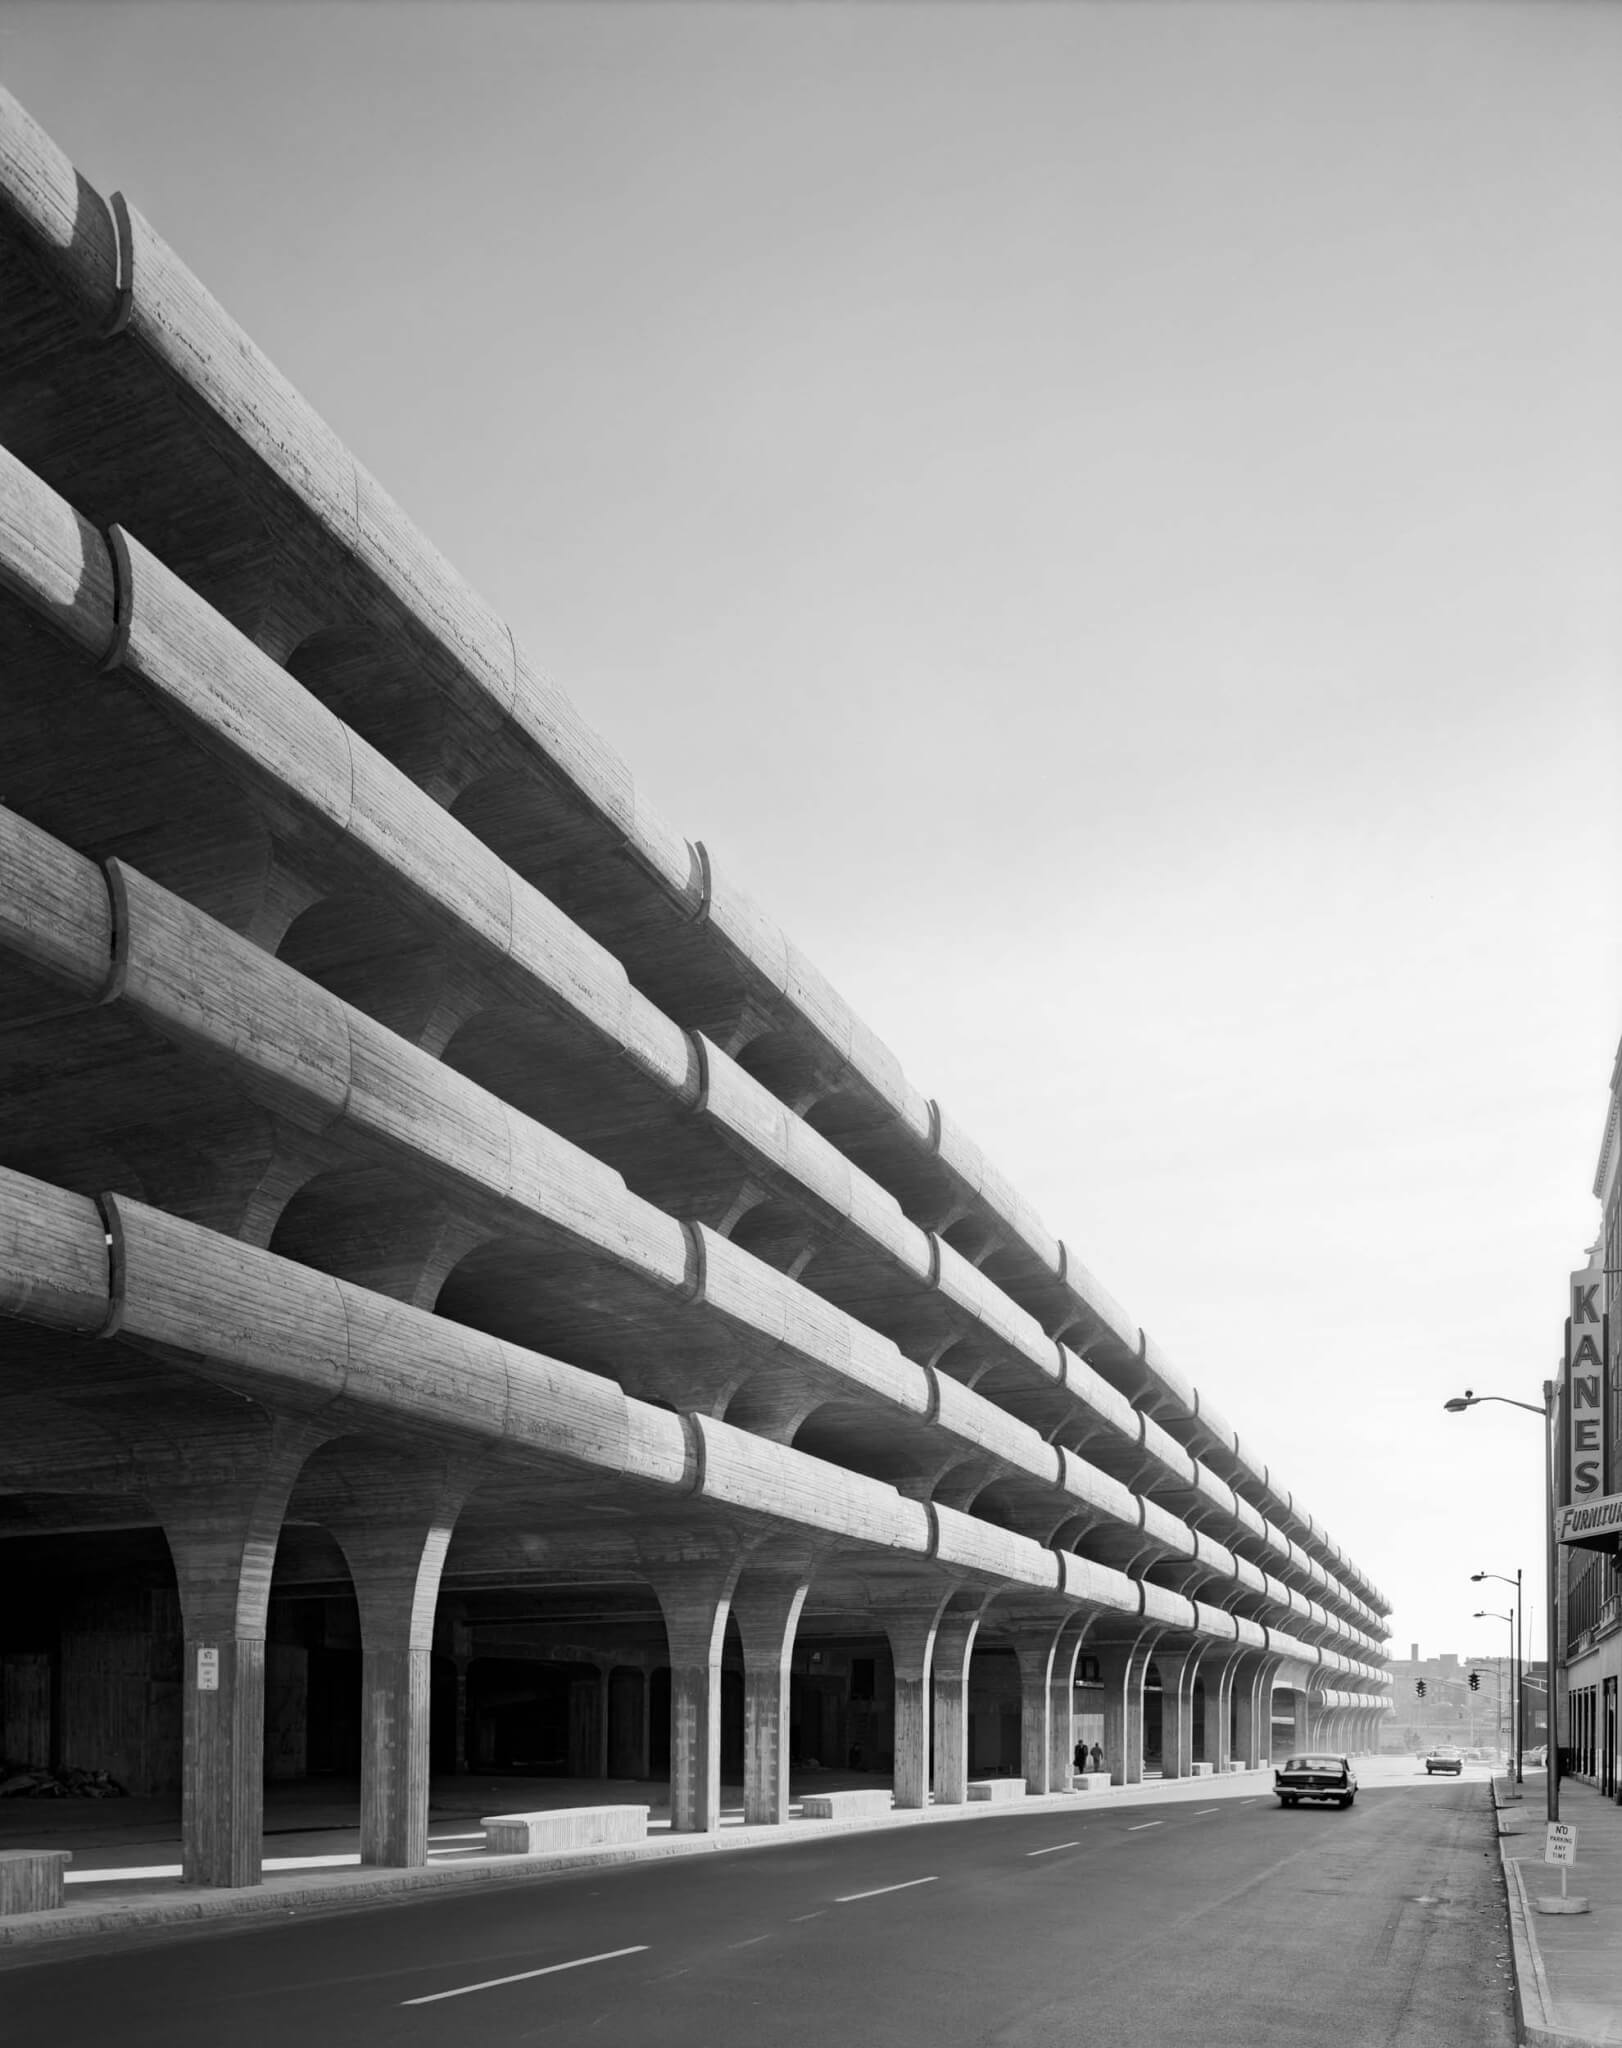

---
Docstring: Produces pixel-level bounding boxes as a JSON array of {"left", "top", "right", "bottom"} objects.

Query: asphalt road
[{"left": 2, "top": 1773, "right": 1516, "bottom": 2048}]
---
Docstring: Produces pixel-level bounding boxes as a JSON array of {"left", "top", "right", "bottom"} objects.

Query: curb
[
  {"left": 1492, "top": 1778, "right": 1605, "bottom": 2048},
  {"left": 0, "top": 1769, "right": 1277, "bottom": 1964}
]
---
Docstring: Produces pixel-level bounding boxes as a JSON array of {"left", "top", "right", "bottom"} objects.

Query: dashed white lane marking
[
  {"left": 791, "top": 1912, "right": 825, "bottom": 1922},
  {"left": 1127, "top": 1821, "right": 1163, "bottom": 1832},
  {"left": 834, "top": 1876, "right": 938, "bottom": 1904},
  {"left": 400, "top": 1945, "right": 650, "bottom": 2006},
  {"left": 1195, "top": 1808, "right": 1222, "bottom": 1815},
  {"left": 728, "top": 1934, "right": 772, "bottom": 1948},
  {"left": 1027, "top": 1841, "right": 1081, "bottom": 1856}
]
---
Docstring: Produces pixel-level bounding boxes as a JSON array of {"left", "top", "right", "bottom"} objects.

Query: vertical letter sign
[{"left": 1568, "top": 1262, "right": 1608, "bottom": 1502}]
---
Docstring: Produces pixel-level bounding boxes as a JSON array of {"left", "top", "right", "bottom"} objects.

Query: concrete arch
[
  {"left": 288, "top": 623, "right": 479, "bottom": 806},
  {"left": 272, "top": 1167, "right": 495, "bottom": 1313},
  {"left": 448, "top": 771, "right": 596, "bottom": 898},
  {"left": 726, "top": 1197, "right": 820, "bottom": 1279},
  {"left": 790, "top": 1403, "right": 922, "bottom": 1488},
  {"left": 279, "top": 891, "right": 482, "bottom": 1056}
]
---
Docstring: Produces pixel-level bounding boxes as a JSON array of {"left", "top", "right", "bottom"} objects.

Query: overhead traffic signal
[
  {"left": 1416, "top": 1679, "right": 1427, "bottom": 1698},
  {"left": 1469, "top": 1672, "right": 1480, "bottom": 1692}
]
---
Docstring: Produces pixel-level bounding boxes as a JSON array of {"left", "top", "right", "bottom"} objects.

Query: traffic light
[
  {"left": 1416, "top": 1679, "right": 1427, "bottom": 1698},
  {"left": 1469, "top": 1672, "right": 1480, "bottom": 1692}
]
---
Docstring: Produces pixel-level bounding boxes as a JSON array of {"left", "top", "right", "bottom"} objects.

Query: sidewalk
[
  {"left": 0, "top": 1764, "right": 1270, "bottom": 1963},
  {"left": 1497, "top": 1772, "right": 1622, "bottom": 2047}
]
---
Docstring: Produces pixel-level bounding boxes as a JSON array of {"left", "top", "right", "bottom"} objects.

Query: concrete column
[
  {"left": 1019, "top": 1630, "right": 1056, "bottom": 1794},
  {"left": 653, "top": 1563, "right": 742, "bottom": 1832},
  {"left": 1013, "top": 1630, "right": 1064, "bottom": 1794},
  {"left": 1289, "top": 1687, "right": 1312, "bottom": 1755},
  {"left": 1233, "top": 1669, "right": 1259, "bottom": 1767},
  {"left": 731, "top": 1569, "right": 811, "bottom": 1825},
  {"left": 1048, "top": 1623, "right": 1090, "bottom": 1792},
  {"left": 1096, "top": 1634, "right": 1156, "bottom": 1786},
  {"left": 1202, "top": 1651, "right": 1238, "bottom": 1772},
  {"left": 1231, "top": 1654, "right": 1278, "bottom": 1769},
  {"left": 931, "top": 1609, "right": 984, "bottom": 1805},
  {"left": 157, "top": 1420, "right": 322, "bottom": 1889},
  {"left": 1156, "top": 1648, "right": 1200, "bottom": 1779},
  {"left": 878, "top": 1590, "right": 952, "bottom": 1809},
  {"left": 329, "top": 1468, "right": 472, "bottom": 1869}
]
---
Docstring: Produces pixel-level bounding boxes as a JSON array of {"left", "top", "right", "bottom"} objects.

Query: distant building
[{"left": 1382, "top": 1647, "right": 1543, "bottom": 1756}]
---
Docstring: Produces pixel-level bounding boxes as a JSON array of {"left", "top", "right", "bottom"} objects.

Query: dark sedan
[{"left": 1274, "top": 1753, "right": 1357, "bottom": 1808}]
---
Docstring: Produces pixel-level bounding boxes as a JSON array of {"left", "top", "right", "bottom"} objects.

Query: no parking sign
[{"left": 1546, "top": 1822, "right": 1577, "bottom": 1866}]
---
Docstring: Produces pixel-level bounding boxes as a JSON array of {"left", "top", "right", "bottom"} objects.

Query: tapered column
[
  {"left": 1097, "top": 1633, "right": 1157, "bottom": 1786},
  {"left": 1013, "top": 1626, "right": 1067, "bottom": 1794},
  {"left": 1232, "top": 1654, "right": 1279, "bottom": 1768},
  {"left": 1048, "top": 1623, "right": 1090, "bottom": 1791},
  {"left": 1202, "top": 1651, "right": 1238, "bottom": 1772},
  {"left": 731, "top": 1568, "right": 812, "bottom": 1825},
  {"left": 653, "top": 1563, "right": 742, "bottom": 1832},
  {"left": 329, "top": 1460, "right": 474, "bottom": 1869},
  {"left": 157, "top": 1418, "right": 323, "bottom": 1888},
  {"left": 878, "top": 1589, "right": 952, "bottom": 1809},
  {"left": 1234, "top": 1662, "right": 1261, "bottom": 1768},
  {"left": 1156, "top": 1648, "right": 1200, "bottom": 1779},
  {"left": 1289, "top": 1686, "right": 1312, "bottom": 1754},
  {"left": 931, "top": 1608, "right": 984, "bottom": 1805}
]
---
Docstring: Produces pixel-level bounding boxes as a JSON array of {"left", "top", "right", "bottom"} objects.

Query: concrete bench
[
  {"left": 1225, "top": 1761, "right": 1247, "bottom": 1773},
  {"left": 800, "top": 1789, "right": 894, "bottom": 1820},
  {"left": 1191, "top": 1762, "right": 1214, "bottom": 1776},
  {"left": 0, "top": 1849, "right": 71, "bottom": 1914},
  {"left": 1070, "top": 1771, "right": 1113, "bottom": 1793},
  {"left": 481, "top": 1805, "right": 648, "bottom": 1855},
  {"left": 966, "top": 1778, "right": 1027, "bottom": 1802}
]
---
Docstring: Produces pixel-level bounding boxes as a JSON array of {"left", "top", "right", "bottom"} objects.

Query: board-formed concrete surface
[{"left": 0, "top": 82, "right": 1390, "bottom": 1901}]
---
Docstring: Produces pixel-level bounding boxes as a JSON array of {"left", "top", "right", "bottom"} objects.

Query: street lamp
[
  {"left": 1444, "top": 1383, "right": 1559, "bottom": 1823},
  {"left": 1473, "top": 1610, "right": 1514, "bottom": 1782},
  {"left": 1472, "top": 1568, "right": 1523, "bottom": 1786}
]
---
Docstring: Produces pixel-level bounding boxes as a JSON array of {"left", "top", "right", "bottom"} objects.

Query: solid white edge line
[
  {"left": 834, "top": 1876, "right": 938, "bottom": 1904},
  {"left": 401, "top": 1944, "right": 649, "bottom": 2006},
  {"left": 1127, "top": 1821, "right": 1163, "bottom": 1831},
  {"left": 1026, "top": 1842, "right": 1081, "bottom": 1856}
]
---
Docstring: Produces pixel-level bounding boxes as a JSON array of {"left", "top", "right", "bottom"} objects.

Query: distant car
[
  {"left": 1275, "top": 1754, "right": 1357, "bottom": 1808},
  {"left": 1424, "top": 1747, "right": 1463, "bottom": 1774}
]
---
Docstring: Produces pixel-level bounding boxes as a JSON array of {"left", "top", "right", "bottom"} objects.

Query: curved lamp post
[
  {"left": 1473, "top": 1608, "right": 1515, "bottom": 1781},
  {"left": 1445, "top": 1384, "right": 1558, "bottom": 1823},
  {"left": 1472, "top": 1569, "right": 1523, "bottom": 1786}
]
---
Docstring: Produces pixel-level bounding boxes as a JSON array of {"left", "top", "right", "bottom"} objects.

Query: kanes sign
[{"left": 1563, "top": 1263, "right": 1610, "bottom": 1544}]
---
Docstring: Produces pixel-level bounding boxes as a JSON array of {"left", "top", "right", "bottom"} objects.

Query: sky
[{"left": 4, "top": 0, "right": 1618, "bottom": 1669}]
